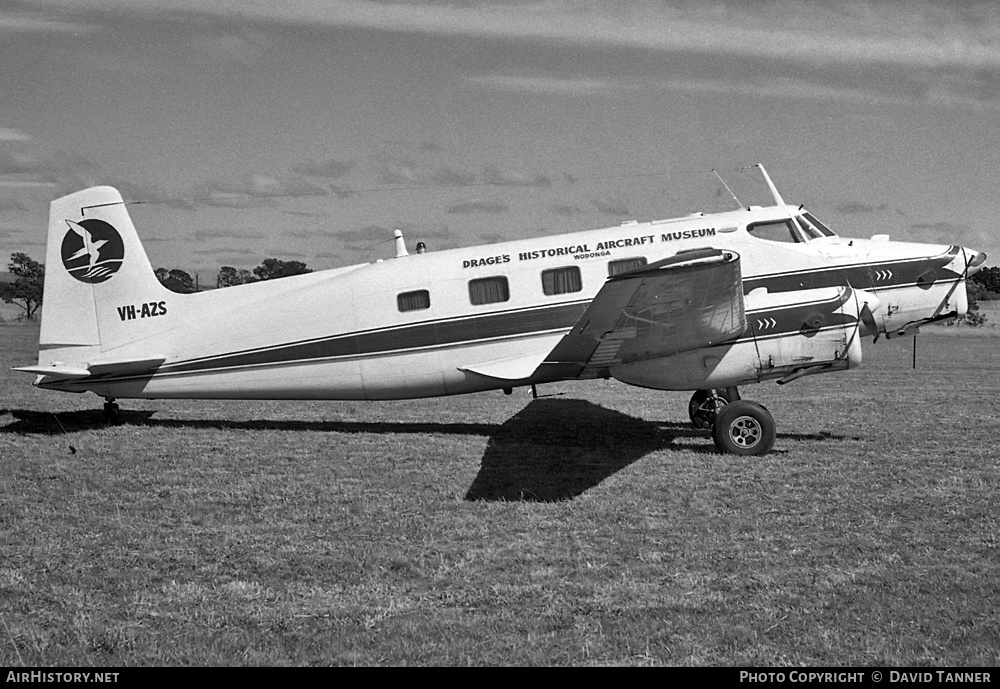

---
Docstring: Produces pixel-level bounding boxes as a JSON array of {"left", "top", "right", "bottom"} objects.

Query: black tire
[
  {"left": 688, "top": 389, "right": 733, "bottom": 429},
  {"left": 712, "top": 400, "right": 776, "bottom": 456}
]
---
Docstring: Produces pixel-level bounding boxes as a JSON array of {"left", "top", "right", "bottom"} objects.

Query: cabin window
[
  {"left": 542, "top": 266, "right": 582, "bottom": 296},
  {"left": 747, "top": 219, "right": 799, "bottom": 243},
  {"left": 469, "top": 276, "right": 510, "bottom": 305},
  {"left": 608, "top": 257, "right": 647, "bottom": 276},
  {"left": 397, "top": 289, "right": 430, "bottom": 312}
]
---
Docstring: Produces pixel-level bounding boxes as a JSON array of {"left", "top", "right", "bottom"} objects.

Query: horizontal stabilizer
[
  {"left": 12, "top": 364, "right": 91, "bottom": 378},
  {"left": 13, "top": 356, "right": 165, "bottom": 380}
]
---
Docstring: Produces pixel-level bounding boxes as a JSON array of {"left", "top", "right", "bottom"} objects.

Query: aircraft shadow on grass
[
  {"left": 1, "top": 401, "right": 843, "bottom": 503},
  {"left": 465, "top": 398, "right": 688, "bottom": 501}
]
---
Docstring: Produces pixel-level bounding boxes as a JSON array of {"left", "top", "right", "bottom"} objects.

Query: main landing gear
[{"left": 688, "top": 388, "right": 776, "bottom": 456}]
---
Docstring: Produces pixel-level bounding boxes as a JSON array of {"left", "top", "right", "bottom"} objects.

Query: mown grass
[{"left": 1, "top": 322, "right": 998, "bottom": 666}]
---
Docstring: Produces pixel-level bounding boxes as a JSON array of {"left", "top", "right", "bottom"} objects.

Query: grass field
[{"left": 1, "top": 321, "right": 998, "bottom": 666}]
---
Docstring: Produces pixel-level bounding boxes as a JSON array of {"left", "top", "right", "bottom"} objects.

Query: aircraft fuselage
[{"left": 35, "top": 199, "right": 974, "bottom": 401}]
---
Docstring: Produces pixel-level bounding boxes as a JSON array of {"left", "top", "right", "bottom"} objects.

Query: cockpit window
[
  {"left": 747, "top": 213, "right": 837, "bottom": 243},
  {"left": 747, "top": 219, "right": 799, "bottom": 243}
]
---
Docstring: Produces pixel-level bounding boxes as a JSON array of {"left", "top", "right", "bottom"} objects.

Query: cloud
[
  {"left": 185, "top": 173, "right": 329, "bottom": 208},
  {"left": 446, "top": 198, "right": 508, "bottom": 214},
  {"left": 410, "top": 225, "right": 453, "bottom": 240},
  {"left": 379, "top": 160, "right": 478, "bottom": 188},
  {"left": 0, "top": 7, "right": 94, "bottom": 34},
  {"left": 0, "top": 127, "right": 31, "bottom": 142},
  {"left": 551, "top": 204, "right": 584, "bottom": 217},
  {"left": 334, "top": 222, "right": 453, "bottom": 250},
  {"left": 23, "top": 1, "right": 1000, "bottom": 111},
  {"left": 336, "top": 225, "right": 395, "bottom": 250},
  {"left": 481, "top": 166, "right": 552, "bottom": 188},
  {"left": 478, "top": 232, "right": 508, "bottom": 245},
  {"left": 290, "top": 158, "right": 356, "bottom": 179},
  {"left": 905, "top": 220, "right": 975, "bottom": 244},
  {"left": 190, "top": 246, "right": 258, "bottom": 259},
  {"left": 19, "top": 1, "right": 1000, "bottom": 75},
  {"left": 0, "top": 195, "right": 30, "bottom": 213},
  {"left": 0, "top": 143, "right": 52, "bottom": 176},
  {"left": 192, "top": 228, "right": 265, "bottom": 241},
  {"left": 836, "top": 202, "right": 892, "bottom": 215},
  {"left": 282, "top": 227, "right": 331, "bottom": 239},
  {"left": 329, "top": 184, "right": 357, "bottom": 199},
  {"left": 468, "top": 74, "right": 622, "bottom": 97},
  {"left": 0, "top": 141, "right": 173, "bottom": 215},
  {"left": 592, "top": 197, "right": 630, "bottom": 217}
]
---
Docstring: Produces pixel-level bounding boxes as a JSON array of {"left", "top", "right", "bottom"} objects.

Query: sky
[{"left": 1, "top": 0, "right": 999, "bottom": 282}]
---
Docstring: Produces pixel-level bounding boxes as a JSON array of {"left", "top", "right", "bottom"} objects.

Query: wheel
[
  {"left": 712, "top": 400, "right": 776, "bottom": 456},
  {"left": 689, "top": 389, "right": 734, "bottom": 429}
]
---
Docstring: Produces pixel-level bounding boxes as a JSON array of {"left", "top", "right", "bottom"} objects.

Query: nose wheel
[{"left": 711, "top": 400, "right": 776, "bottom": 456}]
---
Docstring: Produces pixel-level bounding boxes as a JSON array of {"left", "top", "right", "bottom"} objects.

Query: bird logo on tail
[{"left": 61, "top": 219, "right": 125, "bottom": 283}]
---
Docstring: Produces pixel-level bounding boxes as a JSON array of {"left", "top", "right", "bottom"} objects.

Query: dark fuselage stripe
[
  {"left": 744, "top": 250, "right": 959, "bottom": 293},
  {"left": 159, "top": 301, "right": 591, "bottom": 375}
]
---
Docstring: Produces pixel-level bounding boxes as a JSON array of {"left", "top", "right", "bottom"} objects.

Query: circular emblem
[{"left": 61, "top": 219, "right": 125, "bottom": 284}]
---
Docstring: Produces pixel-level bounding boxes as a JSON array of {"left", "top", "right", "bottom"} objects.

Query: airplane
[{"left": 14, "top": 165, "right": 987, "bottom": 455}]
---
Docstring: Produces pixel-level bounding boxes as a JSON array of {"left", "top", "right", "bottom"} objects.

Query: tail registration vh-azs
[{"left": 15, "top": 166, "right": 987, "bottom": 455}]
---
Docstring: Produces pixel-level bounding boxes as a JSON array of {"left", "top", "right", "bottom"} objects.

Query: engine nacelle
[{"left": 611, "top": 286, "right": 870, "bottom": 391}]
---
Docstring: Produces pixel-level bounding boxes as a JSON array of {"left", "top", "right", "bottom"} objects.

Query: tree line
[
  {"left": 156, "top": 258, "right": 312, "bottom": 293},
  {"left": 157, "top": 259, "right": 313, "bottom": 293}
]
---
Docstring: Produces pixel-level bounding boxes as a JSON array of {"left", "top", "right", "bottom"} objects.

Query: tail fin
[{"left": 38, "top": 187, "right": 173, "bottom": 363}]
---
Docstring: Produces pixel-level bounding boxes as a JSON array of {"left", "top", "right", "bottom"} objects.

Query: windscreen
[{"left": 796, "top": 212, "right": 836, "bottom": 239}]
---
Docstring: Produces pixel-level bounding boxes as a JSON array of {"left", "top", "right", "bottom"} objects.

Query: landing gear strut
[
  {"left": 103, "top": 398, "right": 120, "bottom": 424},
  {"left": 688, "top": 387, "right": 740, "bottom": 429}
]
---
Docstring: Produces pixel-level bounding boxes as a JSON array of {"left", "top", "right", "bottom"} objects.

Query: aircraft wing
[{"left": 543, "top": 248, "right": 746, "bottom": 378}]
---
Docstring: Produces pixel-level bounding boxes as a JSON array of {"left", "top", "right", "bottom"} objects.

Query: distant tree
[
  {"left": 970, "top": 265, "right": 1000, "bottom": 298},
  {"left": 216, "top": 266, "right": 260, "bottom": 288},
  {"left": 217, "top": 266, "right": 239, "bottom": 288},
  {"left": 252, "top": 258, "right": 312, "bottom": 281},
  {"left": 962, "top": 280, "right": 988, "bottom": 327},
  {"left": 0, "top": 252, "right": 44, "bottom": 321},
  {"left": 154, "top": 267, "right": 197, "bottom": 293}
]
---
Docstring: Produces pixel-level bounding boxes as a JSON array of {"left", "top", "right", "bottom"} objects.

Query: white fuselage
[{"left": 37, "top": 203, "right": 972, "bottom": 401}]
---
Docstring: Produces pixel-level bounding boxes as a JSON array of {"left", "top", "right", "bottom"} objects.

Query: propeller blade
[{"left": 860, "top": 303, "right": 879, "bottom": 342}]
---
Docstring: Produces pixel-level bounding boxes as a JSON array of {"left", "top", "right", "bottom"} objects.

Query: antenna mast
[{"left": 753, "top": 163, "right": 785, "bottom": 206}]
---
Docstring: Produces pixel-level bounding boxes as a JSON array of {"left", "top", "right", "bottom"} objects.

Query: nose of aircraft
[{"left": 965, "top": 248, "right": 988, "bottom": 276}]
